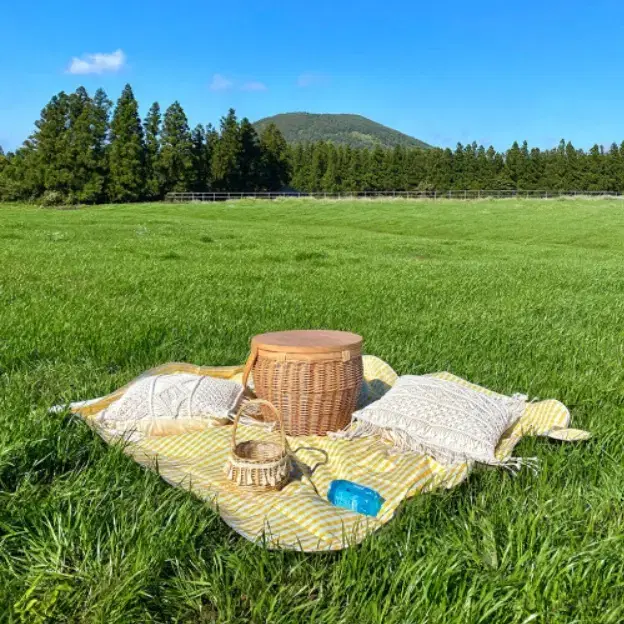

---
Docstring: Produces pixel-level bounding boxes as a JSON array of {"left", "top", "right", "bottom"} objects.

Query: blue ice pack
[{"left": 327, "top": 480, "right": 385, "bottom": 517}]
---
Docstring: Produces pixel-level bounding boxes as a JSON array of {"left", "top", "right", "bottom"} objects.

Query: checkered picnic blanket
[{"left": 70, "top": 356, "right": 573, "bottom": 551}]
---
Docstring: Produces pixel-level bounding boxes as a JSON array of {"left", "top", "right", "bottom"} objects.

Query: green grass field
[{"left": 1, "top": 199, "right": 623, "bottom": 623}]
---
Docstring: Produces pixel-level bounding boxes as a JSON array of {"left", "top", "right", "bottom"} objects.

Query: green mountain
[{"left": 253, "top": 112, "right": 431, "bottom": 149}]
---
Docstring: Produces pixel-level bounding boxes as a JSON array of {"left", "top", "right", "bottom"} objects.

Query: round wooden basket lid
[{"left": 251, "top": 330, "right": 363, "bottom": 354}]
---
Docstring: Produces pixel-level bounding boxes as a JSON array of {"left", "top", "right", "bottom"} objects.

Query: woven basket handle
[
  {"left": 241, "top": 345, "right": 258, "bottom": 397},
  {"left": 231, "top": 399, "right": 287, "bottom": 454}
]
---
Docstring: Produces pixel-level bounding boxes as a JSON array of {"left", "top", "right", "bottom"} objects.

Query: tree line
[
  {"left": 2, "top": 83, "right": 624, "bottom": 203},
  {"left": 290, "top": 140, "right": 624, "bottom": 194},
  {"left": 0, "top": 85, "right": 290, "bottom": 204}
]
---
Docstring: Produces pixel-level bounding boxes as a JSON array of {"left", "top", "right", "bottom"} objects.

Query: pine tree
[
  {"left": 239, "top": 118, "right": 261, "bottom": 191},
  {"left": 563, "top": 141, "right": 582, "bottom": 191},
  {"left": 258, "top": 123, "right": 290, "bottom": 191},
  {"left": 484, "top": 146, "right": 500, "bottom": 190},
  {"left": 159, "top": 101, "right": 194, "bottom": 194},
  {"left": 358, "top": 149, "right": 373, "bottom": 191},
  {"left": 340, "top": 146, "right": 357, "bottom": 192},
  {"left": 474, "top": 145, "right": 488, "bottom": 189},
  {"left": 547, "top": 139, "right": 568, "bottom": 190},
  {"left": 321, "top": 143, "right": 339, "bottom": 192},
  {"left": 405, "top": 149, "right": 426, "bottom": 190},
  {"left": 66, "top": 87, "right": 92, "bottom": 200},
  {"left": 525, "top": 147, "right": 544, "bottom": 190},
  {"left": 91, "top": 88, "right": 112, "bottom": 198},
  {"left": 0, "top": 140, "right": 43, "bottom": 201},
  {"left": 309, "top": 142, "right": 327, "bottom": 192},
  {"left": 384, "top": 146, "right": 405, "bottom": 190},
  {"left": 108, "top": 84, "right": 145, "bottom": 202},
  {"left": 598, "top": 145, "right": 614, "bottom": 191},
  {"left": 606, "top": 143, "right": 622, "bottom": 191},
  {"left": 451, "top": 143, "right": 465, "bottom": 189},
  {"left": 301, "top": 143, "right": 316, "bottom": 192},
  {"left": 190, "top": 124, "right": 208, "bottom": 191},
  {"left": 335, "top": 146, "right": 349, "bottom": 191},
  {"left": 205, "top": 124, "right": 219, "bottom": 190},
  {"left": 211, "top": 109, "right": 242, "bottom": 191},
  {"left": 493, "top": 150, "right": 513, "bottom": 189},
  {"left": 587, "top": 145, "right": 604, "bottom": 191},
  {"left": 358, "top": 148, "right": 374, "bottom": 191},
  {"left": 516, "top": 141, "right": 531, "bottom": 189},
  {"left": 31, "top": 92, "right": 72, "bottom": 197},
  {"left": 369, "top": 145, "right": 386, "bottom": 191},
  {"left": 421, "top": 148, "right": 450, "bottom": 191},
  {"left": 0, "top": 148, "right": 8, "bottom": 199},
  {"left": 65, "top": 87, "right": 111, "bottom": 203},
  {"left": 288, "top": 143, "right": 306, "bottom": 191},
  {"left": 463, "top": 143, "right": 479, "bottom": 190},
  {"left": 144, "top": 102, "right": 162, "bottom": 199},
  {"left": 616, "top": 142, "right": 624, "bottom": 192},
  {"left": 504, "top": 141, "right": 522, "bottom": 189}
]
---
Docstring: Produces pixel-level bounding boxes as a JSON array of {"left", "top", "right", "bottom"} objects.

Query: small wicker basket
[
  {"left": 242, "top": 330, "right": 363, "bottom": 436},
  {"left": 224, "top": 399, "right": 291, "bottom": 491}
]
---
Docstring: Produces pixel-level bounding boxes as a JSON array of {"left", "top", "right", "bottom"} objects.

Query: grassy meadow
[{"left": 1, "top": 198, "right": 623, "bottom": 623}]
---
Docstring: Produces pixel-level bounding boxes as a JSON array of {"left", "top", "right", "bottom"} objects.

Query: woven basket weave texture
[
  {"left": 243, "top": 330, "right": 363, "bottom": 436},
  {"left": 225, "top": 399, "right": 290, "bottom": 491}
]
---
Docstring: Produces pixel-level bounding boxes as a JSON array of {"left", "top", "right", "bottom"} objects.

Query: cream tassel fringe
[{"left": 330, "top": 421, "right": 539, "bottom": 474}]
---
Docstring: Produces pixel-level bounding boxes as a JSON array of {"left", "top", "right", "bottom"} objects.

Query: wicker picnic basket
[
  {"left": 242, "top": 330, "right": 363, "bottom": 436},
  {"left": 224, "top": 399, "right": 291, "bottom": 491}
]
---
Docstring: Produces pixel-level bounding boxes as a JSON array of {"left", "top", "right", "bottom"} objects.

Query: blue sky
[{"left": 2, "top": 0, "right": 624, "bottom": 152}]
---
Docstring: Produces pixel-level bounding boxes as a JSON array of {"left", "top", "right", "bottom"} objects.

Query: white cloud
[
  {"left": 297, "top": 72, "right": 329, "bottom": 88},
  {"left": 209, "top": 73, "right": 234, "bottom": 91},
  {"left": 241, "top": 81, "right": 267, "bottom": 92},
  {"left": 67, "top": 49, "right": 126, "bottom": 75}
]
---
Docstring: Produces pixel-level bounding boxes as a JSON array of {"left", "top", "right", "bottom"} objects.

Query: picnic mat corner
[{"left": 68, "top": 355, "right": 580, "bottom": 552}]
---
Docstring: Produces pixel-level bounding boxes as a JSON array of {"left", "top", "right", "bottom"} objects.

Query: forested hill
[{"left": 253, "top": 113, "right": 431, "bottom": 149}]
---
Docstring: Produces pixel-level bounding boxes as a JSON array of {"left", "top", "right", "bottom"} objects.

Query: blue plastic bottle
[{"left": 327, "top": 480, "right": 385, "bottom": 517}]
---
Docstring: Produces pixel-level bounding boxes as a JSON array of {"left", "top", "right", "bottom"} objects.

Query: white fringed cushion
[
  {"left": 349, "top": 375, "right": 526, "bottom": 466},
  {"left": 96, "top": 374, "right": 244, "bottom": 436}
]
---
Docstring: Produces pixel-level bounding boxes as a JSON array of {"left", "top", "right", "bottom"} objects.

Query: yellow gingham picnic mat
[{"left": 72, "top": 356, "right": 574, "bottom": 552}]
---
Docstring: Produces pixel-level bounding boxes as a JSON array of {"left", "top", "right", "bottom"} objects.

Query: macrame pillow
[
  {"left": 347, "top": 375, "right": 526, "bottom": 467},
  {"left": 95, "top": 374, "right": 244, "bottom": 437}
]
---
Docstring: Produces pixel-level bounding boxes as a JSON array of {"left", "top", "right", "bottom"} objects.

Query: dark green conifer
[
  {"left": 108, "top": 84, "right": 145, "bottom": 202},
  {"left": 211, "top": 109, "right": 243, "bottom": 191},
  {"left": 190, "top": 124, "right": 208, "bottom": 191},
  {"left": 144, "top": 102, "right": 162, "bottom": 199},
  {"left": 159, "top": 101, "right": 194, "bottom": 194},
  {"left": 239, "top": 118, "right": 261, "bottom": 191},
  {"left": 321, "top": 143, "right": 340, "bottom": 192},
  {"left": 258, "top": 123, "right": 290, "bottom": 191}
]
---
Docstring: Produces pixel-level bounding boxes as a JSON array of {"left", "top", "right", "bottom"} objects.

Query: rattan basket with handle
[
  {"left": 224, "top": 399, "right": 291, "bottom": 491},
  {"left": 242, "top": 330, "right": 363, "bottom": 436}
]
